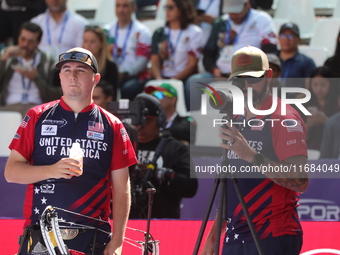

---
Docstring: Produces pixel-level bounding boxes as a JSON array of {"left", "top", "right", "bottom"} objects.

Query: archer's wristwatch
[{"left": 252, "top": 151, "right": 264, "bottom": 166}]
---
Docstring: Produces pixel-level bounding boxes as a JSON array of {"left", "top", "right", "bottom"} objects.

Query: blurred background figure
[
  {"left": 92, "top": 80, "right": 114, "bottom": 109},
  {"left": 266, "top": 53, "right": 282, "bottom": 94},
  {"left": 129, "top": 93, "right": 197, "bottom": 219},
  {"left": 0, "top": 22, "right": 60, "bottom": 117},
  {"left": 93, "top": 80, "right": 139, "bottom": 165},
  {"left": 83, "top": 25, "right": 119, "bottom": 100},
  {"left": 276, "top": 22, "right": 316, "bottom": 89},
  {"left": 186, "top": 0, "right": 277, "bottom": 110},
  {"left": 305, "top": 66, "right": 340, "bottom": 150},
  {"left": 324, "top": 30, "right": 340, "bottom": 94},
  {"left": 107, "top": 0, "right": 151, "bottom": 100},
  {"left": 31, "top": 0, "right": 88, "bottom": 61},
  {"left": 193, "top": 0, "right": 221, "bottom": 46},
  {"left": 319, "top": 112, "right": 340, "bottom": 159},
  {"left": 0, "top": 0, "right": 46, "bottom": 48},
  {"left": 150, "top": 0, "right": 202, "bottom": 87},
  {"left": 145, "top": 83, "right": 196, "bottom": 145}
]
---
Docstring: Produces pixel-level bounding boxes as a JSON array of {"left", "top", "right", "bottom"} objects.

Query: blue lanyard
[
  {"left": 167, "top": 28, "right": 183, "bottom": 56},
  {"left": 197, "top": 0, "right": 214, "bottom": 12},
  {"left": 113, "top": 21, "right": 133, "bottom": 65},
  {"left": 225, "top": 9, "right": 251, "bottom": 45},
  {"left": 19, "top": 55, "right": 36, "bottom": 103},
  {"left": 46, "top": 11, "right": 70, "bottom": 45}
]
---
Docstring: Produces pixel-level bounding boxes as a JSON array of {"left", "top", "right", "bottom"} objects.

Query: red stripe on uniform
[
  {"left": 78, "top": 183, "right": 110, "bottom": 216},
  {"left": 68, "top": 177, "right": 109, "bottom": 210},
  {"left": 233, "top": 179, "right": 272, "bottom": 217},
  {"left": 23, "top": 184, "right": 34, "bottom": 227}
]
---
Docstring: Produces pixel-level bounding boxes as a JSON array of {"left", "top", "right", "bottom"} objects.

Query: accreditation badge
[
  {"left": 50, "top": 45, "right": 61, "bottom": 61},
  {"left": 216, "top": 45, "right": 234, "bottom": 74}
]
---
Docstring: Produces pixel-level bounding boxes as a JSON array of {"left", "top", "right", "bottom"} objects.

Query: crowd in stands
[{"left": 1, "top": 0, "right": 340, "bottom": 215}]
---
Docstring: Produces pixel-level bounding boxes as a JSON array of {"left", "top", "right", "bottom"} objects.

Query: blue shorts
[{"left": 222, "top": 235, "right": 302, "bottom": 255}]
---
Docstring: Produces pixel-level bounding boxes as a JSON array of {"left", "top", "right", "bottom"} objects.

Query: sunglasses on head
[
  {"left": 152, "top": 91, "right": 174, "bottom": 100},
  {"left": 58, "top": 51, "right": 96, "bottom": 72}
]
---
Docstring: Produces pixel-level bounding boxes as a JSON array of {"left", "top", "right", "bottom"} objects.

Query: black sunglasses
[
  {"left": 235, "top": 72, "right": 267, "bottom": 85},
  {"left": 58, "top": 52, "right": 97, "bottom": 72}
]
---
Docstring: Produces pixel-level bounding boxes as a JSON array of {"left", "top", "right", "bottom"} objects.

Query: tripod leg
[
  {"left": 214, "top": 175, "right": 227, "bottom": 254},
  {"left": 144, "top": 188, "right": 156, "bottom": 255},
  {"left": 231, "top": 176, "right": 265, "bottom": 255},
  {"left": 193, "top": 177, "right": 220, "bottom": 255}
]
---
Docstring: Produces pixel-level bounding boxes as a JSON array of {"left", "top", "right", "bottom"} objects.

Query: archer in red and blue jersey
[
  {"left": 5, "top": 47, "right": 137, "bottom": 255},
  {"left": 201, "top": 46, "right": 308, "bottom": 255}
]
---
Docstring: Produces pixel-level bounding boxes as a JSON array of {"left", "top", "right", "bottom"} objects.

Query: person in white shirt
[
  {"left": 193, "top": 0, "right": 221, "bottom": 46},
  {"left": 150, "top": 0, "right": 203, "bottom": 83},
  {"left": 31, "top": 0, "right": 88, "bottom": 61},
  {"left": 0, "top": 22, "right": 60, "bottom": 116},
  {"left": 185, "top": 0, "right": 277, "bottom": 110},
  {"left": 107, "top": 0, "right": 151, "bottom": 100}
]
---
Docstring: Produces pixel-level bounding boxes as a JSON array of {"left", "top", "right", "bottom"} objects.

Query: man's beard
[{"left": 245, "top": 81, "right": 269, "bottom": 110}]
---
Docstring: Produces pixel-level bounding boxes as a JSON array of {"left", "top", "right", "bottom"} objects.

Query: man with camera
[
  {"left": 201, "top": 46, "right": 309, "bottom": 255},
  {"left": 145, "top": 83, "right": 196, "bottom": 145},
  {"left": 129, "top": 93, "right": 198, "bottom": 219}
]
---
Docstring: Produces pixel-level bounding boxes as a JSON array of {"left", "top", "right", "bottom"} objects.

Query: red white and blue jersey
[
  {"left": 224, "top": 96, "right": 307, "bottom": 245},
  {"left": 9, "top": 98, "right": 137, "bottom": 229}
]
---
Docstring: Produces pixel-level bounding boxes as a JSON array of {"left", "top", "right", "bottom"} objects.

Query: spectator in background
[
  {"left": 144, "top": 83, "right": 196, "bottom": 145},
  {"left": 186, "top": 0, "right": 277, "bottom": 110},
  {"left": 319, "top": 112, "right": 340, "bottom": 159},
  {"left": 83, "top": 26, "right": 119, "bottom": 100},
  {"left": 266, "top": 53, "right": 282, "bottom": 94},
  {"left": 107, "top": 0, "right": 151, "bottom": 100},
  {"left": 93, "top": 80, "right": 139, "bottom": 152},
  {"left": 150, "top": 0, "right": 202, "bottom": 87},
  {"left": 130, "top": 93, "right": 198, "bottom": 219},
  {"left": 305, "top": 66, "right": 340, "bottom": 150},
  {"left": 277, "top": 22, "right": 316, "bottom": 89},
  {"left": 324, "top": 30, "right": 340, "bottom": 94},
  {"left": 193, "top": 0, "right": 221, "bottom": 46},
  {"left": 92, "top": 80, "right": 114, "bottom": 109},
  {"left": 31, "top": 0, "right": 88, "bottom": 61},
  {"left": 0, "top": 0, "right": 46, "bottom": 47},
  {"left": 0, "top": 22, "right": 60, "bottom": 117}
]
